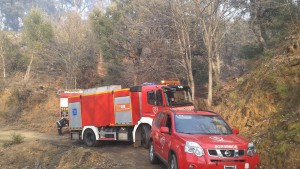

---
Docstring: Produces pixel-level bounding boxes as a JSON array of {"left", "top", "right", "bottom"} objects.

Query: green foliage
[
  {"left": 89, "top": 7, "right": 122, "bottom": 59},
  {"left": 0, "top": 32, "right": 28, "bottom": 73},
  {"left": 2, "top": 133, "right": 25, "bottom": 147},
  {"left": 103, "top": 63, "right": 124, "bottom": 85},
  {"left": 261, "top": 49, "right": 274, "bottom": 60},
  {"left": 8, "top": 87, "right": 31, "bottom": 108},
  {"left": 10, "top": 53, "right": 28, "bottom": 72},
  {"left": 229, "top": 91, "right": 238, "bottom": 101},
  {"left": 239, "top": 44, "right": 263, "bottom": 59},
  {"left": 275, "top": 130, "right": 285, "bottom": 141},
  {"left": 23, "top": 8, "right": 53, "bottom": 47},
  {"left": 287, "top": 122, "right": 300, "bottom": 143},
  {"left": 258, "top": 0, "right": 300, "bottom": 48},
  {"left": 276, "top": 80, "right": 289, "bottom": 98}
]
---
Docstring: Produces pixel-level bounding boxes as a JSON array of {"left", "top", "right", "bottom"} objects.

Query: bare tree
[
  {"left": 169, "top": 0, "right": 196, "bottom": 101},
  {"left": 193, "top": 0, "right": 238, "bottom": 106},
  {"left": 0, "top": 43, "right": 6, "bottom": 82},
  {"left": 249, "top": 0, "right": 267, "bottom": 51},
  {"left": 22, "top": 9, "right": 53, "bottom": 82},
  {"left": 53, "top": 12, "right": 95, "bottom": 89}
]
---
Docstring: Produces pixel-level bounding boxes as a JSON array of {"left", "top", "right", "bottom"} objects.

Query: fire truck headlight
[
  {"left": 185, "top": 141, "right": 204, "bottom": 157},
  {"left": 247, "top": 142, "right": 257, "bottom": 156}
]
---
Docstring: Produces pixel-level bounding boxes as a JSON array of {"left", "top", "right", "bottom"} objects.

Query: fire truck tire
[
  {"left": 149, "top": 140, "right": 159, "bottom": 164},
  {"left": 141, "top": 124, "right": 151, "bottom": 149},
  {"left": 169, "top": 153, "right": 178, "bottom": 169},
  {"left": 83, "top": 129, "right": 99, "bottom": 147}
]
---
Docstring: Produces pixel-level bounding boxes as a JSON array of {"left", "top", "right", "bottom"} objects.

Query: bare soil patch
[{"left": 0, "top": 127, "right": 166, "bottom": 169}]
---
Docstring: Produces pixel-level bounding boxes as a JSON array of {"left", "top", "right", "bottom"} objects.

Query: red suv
[{"left": 149, "top": 110, "right": 260, "bottom": 169}]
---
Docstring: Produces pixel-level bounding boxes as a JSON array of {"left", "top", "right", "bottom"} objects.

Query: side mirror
[
  {"left": 160, "top": 127, "right": 170, "bottom": 133},
  {"left": 232, "top": 128, "right": 239, "bottom": 134}
]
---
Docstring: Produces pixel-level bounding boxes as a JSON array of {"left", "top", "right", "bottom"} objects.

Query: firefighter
[{"left": 56, "top": 118, "right": 67, "bottom": 135}]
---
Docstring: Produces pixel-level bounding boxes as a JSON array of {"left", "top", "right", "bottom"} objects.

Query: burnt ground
[{"left": 0, "top": 127, "right": 166, "bottom": 169}]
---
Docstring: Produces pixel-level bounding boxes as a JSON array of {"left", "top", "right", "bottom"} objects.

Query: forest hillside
[
  {"left": 213, "top": 53, "right": 300, "bottom": 168},
  {"left": 0, "top": 0, "right": 299, "bottom": 168}
]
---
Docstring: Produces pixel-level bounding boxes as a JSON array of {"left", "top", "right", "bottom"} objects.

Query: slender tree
[
  {"left": 22, "top": 9, "right": 53, "bottom": 82},
  {"left": 53, "top": 12, "right": 97, "bottom": 88},
  {"left": 193, "top": 0, "right": 237, "bottom": 106},
  {"left": 169, "top": 0, "right": 196, "bottom": 101},
  {"left": 0, "top": 32, "right": 9, "bottom": 82}
]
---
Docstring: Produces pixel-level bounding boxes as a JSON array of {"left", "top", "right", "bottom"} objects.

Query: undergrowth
[
  {"left": 215, "top": 54, "right": 300, "bottom": 168},
  {"left": 2, "top": 133, "right": 25, "bottom": 147}
]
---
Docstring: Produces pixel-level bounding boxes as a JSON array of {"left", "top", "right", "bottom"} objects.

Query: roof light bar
[{"left": 160, "top": 80, "right": 180, "bottom": 85}]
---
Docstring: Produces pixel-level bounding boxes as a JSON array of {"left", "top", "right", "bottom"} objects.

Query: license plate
[{"left": 223, "top": 166, "right": 236, "bottom": 169}]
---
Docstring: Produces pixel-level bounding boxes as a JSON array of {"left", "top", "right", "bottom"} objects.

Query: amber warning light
[{"left": 160, "top": 80, "right": 180, "bottom": 85}]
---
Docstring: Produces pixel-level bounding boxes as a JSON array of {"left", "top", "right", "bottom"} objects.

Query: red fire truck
[{"left": 59, "top": 81, "right": 194, "bottom": 148}]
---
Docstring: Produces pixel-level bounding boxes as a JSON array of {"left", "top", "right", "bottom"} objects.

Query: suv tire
[
  {"left": 149, "top": 141, "right": 159, "bottom": 164},
  {"left": 169, "top": 153, "right": 178, "bottom": 169}
]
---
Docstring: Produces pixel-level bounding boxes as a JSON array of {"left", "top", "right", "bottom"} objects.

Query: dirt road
[{"left": 0, "top": 128, "right": 166, "bottom": 169}]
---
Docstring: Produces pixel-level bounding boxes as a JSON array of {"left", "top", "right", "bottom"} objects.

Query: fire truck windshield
[{"left": 164, "top": 86, "right": 193, "bottom": 106}]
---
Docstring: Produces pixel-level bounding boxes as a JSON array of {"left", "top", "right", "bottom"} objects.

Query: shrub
[
  {"left": 229, "top": 91, "right": 238, "bottom": 101},
  {"left": 2, "top": 133, "right": 25, "bottom": 147},
  {"left": 239, "top": 44, "right": 263, "bottom": 59},
  {"left": 276, "top": 80, "right": 289, "bottom": 98}
]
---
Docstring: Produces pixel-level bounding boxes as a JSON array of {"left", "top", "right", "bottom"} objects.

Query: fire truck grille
[{"left": 207, "top": 149, "right": 245, "bottom": 158}]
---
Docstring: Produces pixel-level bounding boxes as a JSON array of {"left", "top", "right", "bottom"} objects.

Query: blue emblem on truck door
[{"left": 72, "top": 108, "right": 77, "bottom": 116}]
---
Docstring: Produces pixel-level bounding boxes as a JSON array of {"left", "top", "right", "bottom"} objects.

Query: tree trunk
[
  {"left": 24, "top": 53, "right": 34, "bottom": 81},
  {"left": 215, "top": 50, "right": 221, "bottom": 91},
  {"left": 134, "top": 74, "right": 138, "bottom": 85},
  {"left": 0, "top": 46, "right": 6, "bottom": 82},
  {"left": 207, "top": 45, "right": 213, "bottom": 106},
  {"left": 249, "top": 0, "right": 266, "bottom": 51},
  {"left": 97, "top": 48, "right": 106, "bottom": 77},
  {"left": 171, "top": 0, "right": 195, "bottom": 102},
  {"left": 185, "top": 24, "right": 195, "bottom": 102}
]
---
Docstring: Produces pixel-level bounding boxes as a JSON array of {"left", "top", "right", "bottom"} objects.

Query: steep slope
[
  {"left": 0, "top": 83, "right": 60, "bottom": 133},
  {"left": 213, "top": 54, "right": 300, "bottom": 168}
]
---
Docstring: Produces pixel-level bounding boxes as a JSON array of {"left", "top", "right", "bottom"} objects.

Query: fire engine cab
[{"left": 59, "top": 81, "right": 194, "bottom": 148}]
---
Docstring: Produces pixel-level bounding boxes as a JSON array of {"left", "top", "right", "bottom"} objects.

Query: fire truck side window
[
  {"left": 147, "top": 91, "right": 155, "bottom": 105},
  {"left": 156, "top": 90, "right": 163, "bottom": 106}
]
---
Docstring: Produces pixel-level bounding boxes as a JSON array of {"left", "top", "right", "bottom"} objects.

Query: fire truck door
[
  {"left": 114, "top": 96, "right": 132, "bottom": 125},
  {"left": 69, "top": 102, "right": 82, "bottom": 129},
  {"left": 144, "top": 89, "right": 164, "bottom": 116}
]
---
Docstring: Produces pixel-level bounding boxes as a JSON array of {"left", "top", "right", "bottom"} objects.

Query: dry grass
[
  {"left": 212, "top": 54, "right": 300, "bottom": 168},
  {"left": 2, "top": 133, "right": 25, "bottom": 147}
]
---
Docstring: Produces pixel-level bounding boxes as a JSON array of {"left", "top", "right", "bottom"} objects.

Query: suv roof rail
[{"left": 198, "top": 110, "right": 219, "bottom": 115}]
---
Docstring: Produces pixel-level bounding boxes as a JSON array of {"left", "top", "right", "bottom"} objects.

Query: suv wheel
[
  {"left": 149, "top": 141, "right": 159, "bottom": 164},
  {"left": 169, "top": 153, "right": 178, "bottom": 169}
]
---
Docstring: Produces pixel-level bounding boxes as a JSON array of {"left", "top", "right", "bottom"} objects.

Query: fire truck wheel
[
  {"left": 83, "top": 129, "right": 98, "bottom": 147},
  {"left": 169, "top": 153, "right": 178, "bottom": 169},
  {"left": 149, "top": 140, "right": 159, "bottom": 164},
  {"left": 141, "top": 125, "right": 151, "bottom": 149}
]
